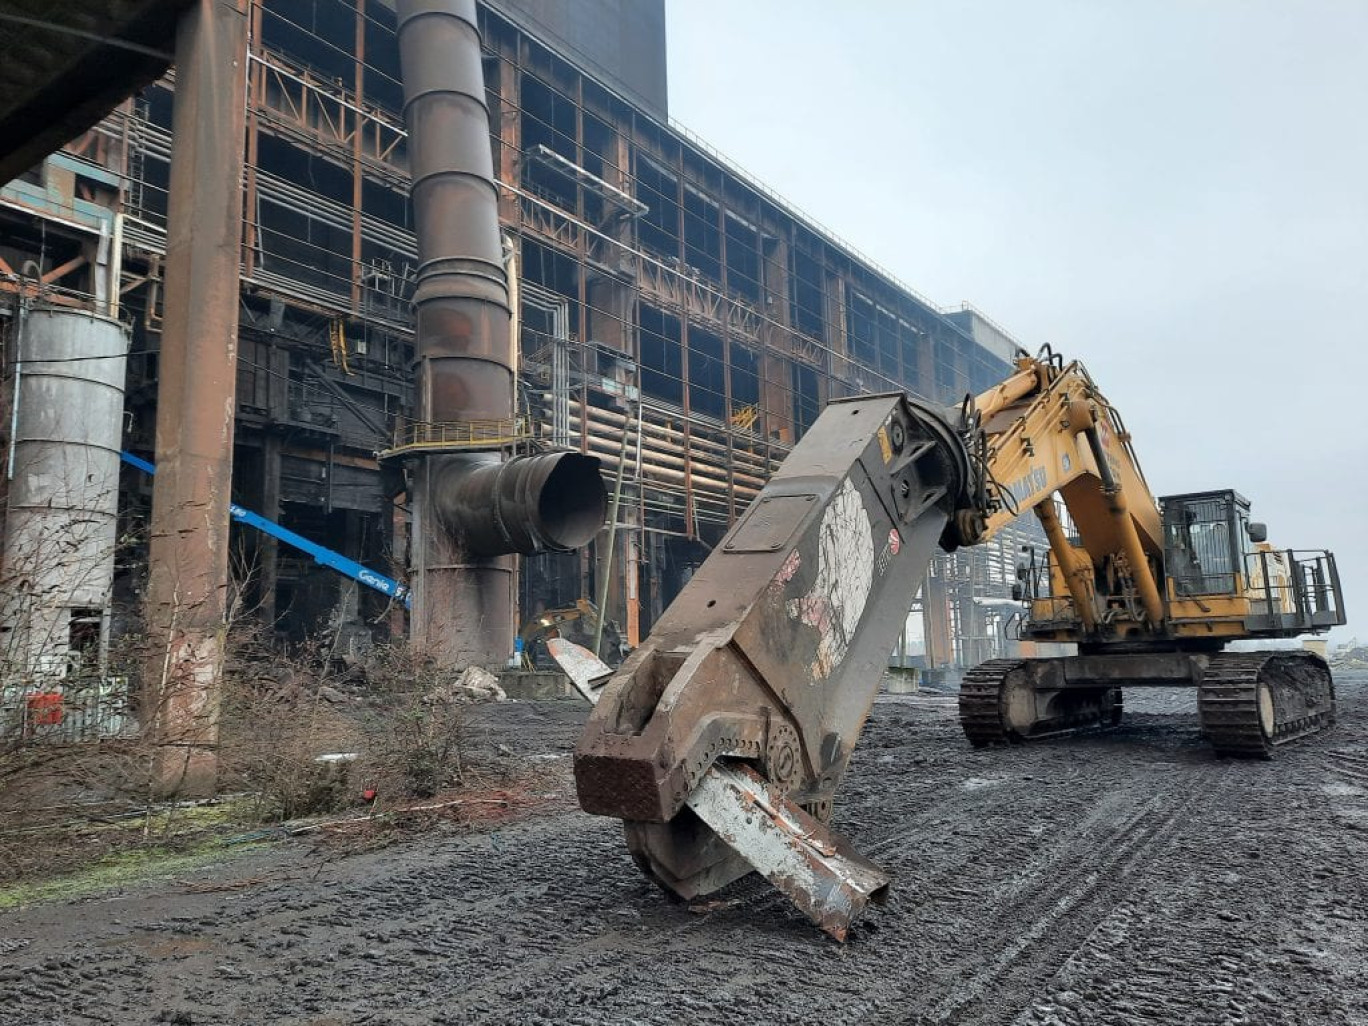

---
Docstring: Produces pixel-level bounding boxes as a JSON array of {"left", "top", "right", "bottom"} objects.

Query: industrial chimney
[{"left": 396, "top": 0, "right": 605, "bottom": 667}]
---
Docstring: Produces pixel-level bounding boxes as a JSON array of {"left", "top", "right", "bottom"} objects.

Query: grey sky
[{"left": 666, "top": 0, "right": 1368, "bottom": 640}]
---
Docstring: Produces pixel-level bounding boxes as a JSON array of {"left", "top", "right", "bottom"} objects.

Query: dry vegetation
[{"left": 0, "top": 611, "right": 523, "bottom": 888}]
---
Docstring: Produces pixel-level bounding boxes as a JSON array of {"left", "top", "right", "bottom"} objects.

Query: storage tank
[{"left": 1, "top": 307, "right": 128, "bottom": 684}]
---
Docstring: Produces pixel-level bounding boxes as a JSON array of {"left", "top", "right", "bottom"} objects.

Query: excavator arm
[
  {"left": 575, "top": 392, "right": 983, "bottom": 938},
  {"left": 971, "top": 349, "right": 1167, "bottom": 634}
]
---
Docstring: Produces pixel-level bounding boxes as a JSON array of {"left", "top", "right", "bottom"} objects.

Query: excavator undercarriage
[{"left": 958, "top": 650, "right": 1336, "bottom": 758}]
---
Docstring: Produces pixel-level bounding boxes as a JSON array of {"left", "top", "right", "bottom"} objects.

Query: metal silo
[{"left": 2, "top": 306, "right": 128, "bottom": 687}]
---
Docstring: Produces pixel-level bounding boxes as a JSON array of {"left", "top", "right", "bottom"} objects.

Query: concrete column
[
  {"left": 923, "top": 574, "right": 953, "bottom": 671},
  {"left": 144, "top": 0, "right": 249, "bottom": 795}
]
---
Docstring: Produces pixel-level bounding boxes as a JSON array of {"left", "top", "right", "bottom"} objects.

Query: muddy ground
[{"left": 3, "top": 672, "right": 1367, "bottom": 1026}]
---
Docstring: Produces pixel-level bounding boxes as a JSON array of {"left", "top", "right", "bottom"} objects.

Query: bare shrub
[
  {"left": 352, "top": 644, "right": 468, "bottom": 801},
  {"left": 216, "top": 622, "right": 363, "bottom": 821}
]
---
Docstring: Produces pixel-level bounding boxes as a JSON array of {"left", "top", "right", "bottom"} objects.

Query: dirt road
[{"left": 4, "top": 674, "right": 1366, "bottom": 1026}]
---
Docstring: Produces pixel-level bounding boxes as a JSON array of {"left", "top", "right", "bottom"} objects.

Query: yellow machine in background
[
  {"left": 519, "top": 599, "right": 625, "bottom": 669},
  {"left": 958, "top": 347, "right": 1344, "bottom": 755}
]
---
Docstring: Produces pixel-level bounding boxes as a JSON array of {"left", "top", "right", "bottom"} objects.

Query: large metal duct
[
  {"left": 397, "top": 0, "right": 604, "bottom": 667},
  {"left": 1, "top": 307, "right": 128, "bottom": 683}
]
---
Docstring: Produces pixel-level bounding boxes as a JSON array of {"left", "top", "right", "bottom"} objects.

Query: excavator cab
[
  {"left": 1160, "top": 489, "right": 1346, "bottom": 634},
  {"left": 1161, "top": 490, "right": 1248, "bottom": 598}
]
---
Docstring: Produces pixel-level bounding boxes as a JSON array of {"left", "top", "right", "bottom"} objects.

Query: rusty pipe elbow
[{"left": 431, "top": 451, "right": 606, "bottom": 557}]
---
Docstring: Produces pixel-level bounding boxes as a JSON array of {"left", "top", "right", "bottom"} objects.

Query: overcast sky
[{"left": 666, "top": 0, "right": 1368, "bottom": 641}]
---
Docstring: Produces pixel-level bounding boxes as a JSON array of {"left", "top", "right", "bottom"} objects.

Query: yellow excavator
[
  {"left": 519, "top": 598, "right": 624, "bottom": 669},
  {"left": 573, "top": 347, "right": 1345, "bottom": 939},
  {"left": 957, "top": 347, "right": 1341, "bottom": 754}
]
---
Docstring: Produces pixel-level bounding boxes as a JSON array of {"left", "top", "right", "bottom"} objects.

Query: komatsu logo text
[{"left": 1007, "top": 466, "right": 1049, "bottom": 508}]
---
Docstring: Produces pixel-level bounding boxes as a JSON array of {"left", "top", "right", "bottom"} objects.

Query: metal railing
[
  {"left": 382, "top": 418, "right": 533, "bottom": 457},
  {"left": 1245, "top": 549, "right": 1346, "bottom": 634},
  {"left": 0, "top": 677, "right": 135, "bottom": 743}
]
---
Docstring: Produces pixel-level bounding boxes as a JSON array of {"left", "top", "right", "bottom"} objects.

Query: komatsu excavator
[{"left": 573, "top": 347, "right": 1345, "bottom": 939}]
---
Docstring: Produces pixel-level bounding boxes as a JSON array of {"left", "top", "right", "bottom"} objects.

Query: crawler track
[
  {"left": 957, "top": 658, "right": 1023, "bottom": 746},
  {"left": 1198, "top": 650, "right": 1336, "bottom": 758},
  {"left": 958, "top": 658, "right": 1123, "bottom": 747}
]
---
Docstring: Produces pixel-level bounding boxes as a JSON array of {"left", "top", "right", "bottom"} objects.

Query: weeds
[{"left": 0, "top": 608, "right": 504, "bottom": 887}]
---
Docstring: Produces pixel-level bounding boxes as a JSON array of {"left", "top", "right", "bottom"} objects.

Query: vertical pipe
[
  {"left": 144, "top": 0, "right": 250, "bottom": 795},
  {"left": 398, "top": 0, "right": 515, "bottom": 667},
  {"left": 6, "top": 301, "right": 24, "bottom": 481},
  {"left": 259, "top": 433, "right": 281, "bottom": 622},
  {"left": 242, "top": 0, "right": 262, "bottom": 278},
  {"left": 350, "top": 0, "right": 365, "bottom": 314},
  {"left": 398, "top": 1, "right": 602, "bottom": 667},
  {"left": 593, "top": 404, "right": 633, "bottom": 658}
]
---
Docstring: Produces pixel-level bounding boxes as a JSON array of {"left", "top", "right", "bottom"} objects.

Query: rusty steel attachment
[
  {"left": 574, "top": 393, "right": 979, "bottom": 938},
  {"left": 397, "top": 0, "right": 603, "bottom": 664}
]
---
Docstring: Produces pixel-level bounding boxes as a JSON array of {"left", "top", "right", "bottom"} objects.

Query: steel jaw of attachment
[
  {"left": 686, "top": 763, "right": 890, "bottom": 941},
  {"left": 574, "top": 392, "right": 979, "bottom": 940}
]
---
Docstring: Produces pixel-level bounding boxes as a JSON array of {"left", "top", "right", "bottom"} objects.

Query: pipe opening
[
  {"left": 435, "top": 451, "right": 606, "bottom": 557},
  {"left": 535, "top": 452, "right": 609, "bottom": 550}
]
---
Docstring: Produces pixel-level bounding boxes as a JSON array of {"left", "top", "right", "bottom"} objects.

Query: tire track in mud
[
  {"left": 1012, "top": 680, "right": 1368, "bottom": 1026},
  {"left": 876, "top": 764, "right": 1229, "bottom": 1025},
  {"left": 389, "top": 699, "right": 1103, "bottom": 1021},
  {"left": 434, "top": 720, "right": 1220, "bottom": 1024},
  {"left": 0, "top": 708, "right": 1232, "bottom": 1025},
  {"left": 427, "top": 713, "right": 1123, "bottom": 1023}
]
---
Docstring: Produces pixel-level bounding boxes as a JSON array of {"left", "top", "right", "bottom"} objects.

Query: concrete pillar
[
  {"left": 144, "top": 0, "right": 249, "bottom": 795},
  {"left": 923, "top": 574, "right": 953, "bottom": 671}
]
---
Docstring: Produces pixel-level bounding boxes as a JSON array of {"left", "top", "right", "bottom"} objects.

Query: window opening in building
[
  {"left": 634, "top": 153, "right": 679, "bottom": 259},
  {"left": 792, "top": 361, "right": 820, "bottom": 437},
  {"left": 639, "top": 305, "right": 682, "bottom": 406},
  {"left": 724, "top": 210, "right": 760, "bottom": 303},
  {"left": 682, "top": 183, "right": 721, "bottom": 283},
  {"left": 790, "top": 245, "right": 825, "bottom": 340},
  {"left": 686, "top": 325, "right": 725, "bottom": 421},
  {"left": 846, "top": 289, "right": 876, "bottom": 368}
]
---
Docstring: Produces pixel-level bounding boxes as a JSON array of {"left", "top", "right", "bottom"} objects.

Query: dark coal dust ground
[{"left": 4, "top": 672, "right": 1367, "bottom": 1026}]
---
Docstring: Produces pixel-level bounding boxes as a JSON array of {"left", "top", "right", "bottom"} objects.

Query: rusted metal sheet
[
  {"left": 143, "top": 0, "right": 248, "bottom": 796},
  {"left": 575, "top": 392, "right": 976, "bottom": 933},
  {"left": 685, "top": 763, "right": 889, "bottom": 941}
]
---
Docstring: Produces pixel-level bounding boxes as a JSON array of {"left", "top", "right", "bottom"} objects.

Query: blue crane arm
[{"left": 121, "top": 451, "right": 410, "bottom": 609}]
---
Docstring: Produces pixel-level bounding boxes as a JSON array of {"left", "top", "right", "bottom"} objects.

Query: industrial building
[{"left": 0, "top": 0, "right": 1041, "bottom": 707}]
